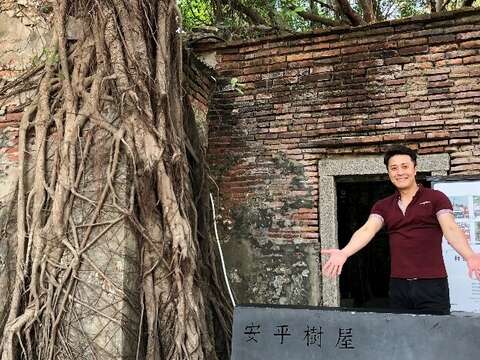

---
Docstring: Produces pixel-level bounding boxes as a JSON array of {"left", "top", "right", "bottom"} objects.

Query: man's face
[{"left": 387, "top": 154, "right": 417, "bottom": 190}]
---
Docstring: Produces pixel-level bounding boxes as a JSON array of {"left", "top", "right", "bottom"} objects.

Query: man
[{"left": 322, "top": 145, "right": 480, "bottom": 314}]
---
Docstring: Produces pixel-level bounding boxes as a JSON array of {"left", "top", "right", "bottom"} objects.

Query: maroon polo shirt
[{"left": 370, "top": 185, "right": 453, "bottom": 279}]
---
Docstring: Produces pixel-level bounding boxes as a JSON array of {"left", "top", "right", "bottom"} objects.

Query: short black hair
[{"left": 383, "top": 145, "right": 417, "bottom": 168}]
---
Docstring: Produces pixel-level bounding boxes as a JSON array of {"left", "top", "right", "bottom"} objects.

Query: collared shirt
[{"left": 370, "top": 185, "right": 453, "bottom": 279}]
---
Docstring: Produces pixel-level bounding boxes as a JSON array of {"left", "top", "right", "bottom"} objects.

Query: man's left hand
[{"left": 466, "top": 253, "right": 480, "bottom": 280}]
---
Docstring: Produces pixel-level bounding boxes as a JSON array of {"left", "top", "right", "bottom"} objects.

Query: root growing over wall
[{"left": 0, "top": 1, "right": 232, "bottom": 359}]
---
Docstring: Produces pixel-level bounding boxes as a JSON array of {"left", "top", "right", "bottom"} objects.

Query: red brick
[
  {"left": 420, "top": 140, "right": 448, "bottom": 147},
  {"left": 239, "top": 44, "right": 263, "bottom": 53},
  {"left": 341, "top": 44, "right": 370, "bottom": 55},
  {"left": 352, "top": 146, "right": 381, "bottom": 153},
  {"left": 286, "top": 53, "right": 312, "bottom": 62},
  {"left": 304, "top": 42, "right": 330, "bottom": 51},
  {"left": 418, "top": 146, "right": 445, "bottom": 154},
  {"left": 264, "top": 55, "right": 287, "bottom": 64},
  {"left": 446, "top": 50, "right": 477, "bottom": 59},
  {"left": 0, "top": 122, "right": 18, "bottom": 129},
  {"left": 385, "top": 57, "right": 411, "bottom": 65},
  {"left": 287, "top": 60, "right": 315, "bottom": 69},
  {"left": 460, "top": 40, "right": 480, "bottom": 49},
  {"left": 399, "top": 45, "right": 429, "bottom": 55},
  {"left": 312, "top": 49, "right": 340, "bottom": 58},
  {"left": 457, "top": 31, "right": 480, "bottom": 40},
  {"left": 255, "top": 133, "right": 278, "bottom": 140},
  {"left": 428, "top": 74, "right": 449, "bottom": 82},
  {"left": 450, "top": 163, "right": 480, "bottom": 172},
  {"left": 435, "top": 58, "right": 463, "bottom": 66},
  {"left": 451, "top": 157, "right": 479, "bottom": 165},
  {"left": 398, "top": 38, "right": 428, "bottom": 47},
  {"left": 426, "top": 131, "right": 449, "bottom": 139},
  {"left": 383, "top": 134, "right": 406, "bottom": 141},
  {"left": 278, "top": 45, "right": 305, "bottom": 55},
  {"left": 450, "top": 139, "right": 471, "bottom": 145},
  {"left": 429, "top": 34, "right": 456, "bottom": 44},
  {"left": 463, "top": 55, "right": 480, "bottom": 64},
  {"left": 5, "top": 112, "right": 23, "bottom": 122},
  {"left": 221, "top": 53, "right": 244, "bottom": 62},
  {"left": 269, "top": 126, "right": 288, "bottom": 133},
  {"left": 405, "top": 133, "right": 426, "bottom": 140}
]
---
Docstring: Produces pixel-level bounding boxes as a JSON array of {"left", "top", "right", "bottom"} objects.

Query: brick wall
[
  {"left": 202, "top": 8, "right": 480, "bottom": 304},
  {"left": 0, "top": 1, "right": 53, "bottom": 199},
  {"left": 183, "top": 51, "right": 217, "bottom": 150},
  {"left": 0, "top": 110, "right": 19, "bottom": 197}
]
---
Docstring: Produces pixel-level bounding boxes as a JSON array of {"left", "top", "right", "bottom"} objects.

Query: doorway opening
[{"left": 336, "top": 175, "right": 430, "bottom": 309}]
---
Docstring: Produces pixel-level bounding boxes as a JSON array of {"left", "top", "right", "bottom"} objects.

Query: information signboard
[{"left": 433, "top": 180, "right": 480, "bottom": 313}]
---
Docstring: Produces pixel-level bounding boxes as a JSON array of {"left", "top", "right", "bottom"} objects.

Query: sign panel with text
[
  {"left": 232, "top": 305, "right": 480, "bottom": 360},
  {"left": 433, "top": 180, "right": 480, "bottom": 313}
]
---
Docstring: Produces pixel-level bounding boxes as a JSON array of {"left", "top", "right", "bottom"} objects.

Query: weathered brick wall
[
  {"left": 203, "top": 8, "right": 480, "bottom": 304},
  {"left": 183, "top": 51, "right": 217, "bottom": 149},
  {"left": 0, "top": 110, "right": 19, "bottom": 197},
  {"left": 0, "top": 1, "right": 52, "bottom": 195}
]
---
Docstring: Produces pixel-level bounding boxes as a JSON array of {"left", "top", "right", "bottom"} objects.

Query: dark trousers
[{"left": 389, "top": 278, "right": 450, "bottom": 315}]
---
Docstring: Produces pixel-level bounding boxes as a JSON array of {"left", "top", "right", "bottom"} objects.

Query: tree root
[{"left": 0, "top": 1, "right": 232, "bottom": 359}]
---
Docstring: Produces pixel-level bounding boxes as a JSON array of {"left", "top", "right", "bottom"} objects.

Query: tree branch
[
  {"left": 212, "top": 0, "right": 224, "bottom": 24},
  {"left": 227, "top": 0, "right": 268, "bottom": 25},
  {"left": 378, "top": 0, "right": 396, "bottom": 20},
  {"left": 435, "top": 0, "right": 443, "bottom": 12},
  {"left": 313, "top": 0, "right": 337, "bottom": 13},
  {"left": 359, "top": 0, "right": 376, "bottom": 23},
  {"left": 290, "top": 6, "right": 340, "bottom": 27},
  {"left": 336, "top": 0, "right": 366, "bottom": 26},
  {"left": 266, "top": 5, "right": 280, "bottom": 27},
  {"left": 441, "top": 0, "right": 453, "bottom": 10}
]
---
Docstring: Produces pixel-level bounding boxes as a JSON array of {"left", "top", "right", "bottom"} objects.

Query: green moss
[
  {"left": 272, "top": 152, "right": 304, "bottom": 176},
  {"left": 290, "top": 175, "right": 308, "bottom": 190},
  {"left": 281, "top": 197, "right": 313, "bottom": 214},
  {"left": 231, "top": 199, "right": 274, "bottom": 235}
]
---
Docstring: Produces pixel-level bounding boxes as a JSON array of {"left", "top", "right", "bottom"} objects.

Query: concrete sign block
[{"left": 232, "top": 305, "right": 480, "bottom": 360}]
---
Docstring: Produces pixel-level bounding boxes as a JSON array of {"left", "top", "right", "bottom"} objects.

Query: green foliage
[
  {"left": 178, "top": 0, "right": 479, "bottom": 37},
  {"left": 230, "top": 77, "right": 245, "bottom": 94},
  {"left": 278, "top": 0, "right": 322, "bottom": 32},
  {"left": 45, "top": 48, "right": 59, "bottom": 65},
  {"left": 178, "top": 0, "right": 215, "bottom": 30},
  {"left": 179, "top": 0, "right": 336, "bottom": 33},
  {"left": 444, "top": 0, "right": 480, "bottom": 10},
  {"left": 31, "top": 47, "right": 59, "bottom": 67},
  {"left": 395, "top": 0, "right": 427, "bottom": 18}
]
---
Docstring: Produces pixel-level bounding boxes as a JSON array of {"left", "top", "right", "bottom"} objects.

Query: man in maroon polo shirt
[{"left": 322, "top": 145, "right": 480, "bottom": 314}]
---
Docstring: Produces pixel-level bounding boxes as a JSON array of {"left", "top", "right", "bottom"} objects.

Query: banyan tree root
[{"left": 0, "top": 1, "right": 232, "bottom": 359}]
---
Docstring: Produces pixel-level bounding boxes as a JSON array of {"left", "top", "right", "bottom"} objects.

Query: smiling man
[{"left": 322, "top": 145, "right": 480, "bottom": 315}]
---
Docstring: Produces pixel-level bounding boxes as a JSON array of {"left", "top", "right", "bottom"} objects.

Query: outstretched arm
[
  {"left": 321, "top": 215, "right": 383, "bottom": 278},
  {"left": 438, "top": 213, "right": 480, "bottom": 280}
]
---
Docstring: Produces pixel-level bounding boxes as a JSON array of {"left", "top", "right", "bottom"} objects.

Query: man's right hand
[
  {"left": 320, "top": 216, "right": 381, "bottom": 278},
  {"left": 321, "top": 249, "right": 348, "bottom": 278}
]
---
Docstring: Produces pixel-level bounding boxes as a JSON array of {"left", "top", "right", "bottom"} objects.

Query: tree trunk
[
  {"left": 0, "top": 1, "right": 232, "bottom": 359},
  {"left": 359, "top": 0, "right": 376, "bottom": 23},
  {"left": 336, "top": 0, "right": 367, "bottom": 26}
]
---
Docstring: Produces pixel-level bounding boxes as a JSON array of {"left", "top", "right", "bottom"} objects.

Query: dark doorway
[{"left": 336, "top": 175, "right": 430, "bottom": 309}]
